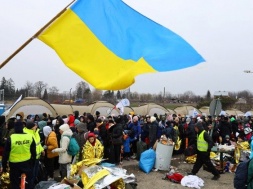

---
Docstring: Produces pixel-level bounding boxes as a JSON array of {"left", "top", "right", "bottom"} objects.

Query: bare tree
[
  {"left": 75, "top": 81, "right": 90, "bottom": 99},
  {"left": 34, "top": 81, "right": 48, "bottom": 98},
  {"left": 23, "top": 81, "right": 34, "bottom": 97},
  {"left": 48, "top": 86, "right": 59, "bottom": 103},
  {"left": 182, "top": 90, "right": 196, "bottom": 103},
  {"left": 92, "top": 89, "right": 102, "bottom": 101}
]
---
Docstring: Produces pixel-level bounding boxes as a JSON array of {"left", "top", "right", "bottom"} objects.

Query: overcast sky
[{"left": 1, "top": 0, "right": 253, "bottom": 96}]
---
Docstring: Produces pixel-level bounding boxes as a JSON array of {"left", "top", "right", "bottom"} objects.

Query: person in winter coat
[
  {"left": 68, "top": 114, "right": 76, "bottom": 132},
  {"left": 179, "top": 117, "right": 196, "bottom": 150},
  {"left": 188, "top": 122, "right": 220, "bottom": 180},
  {"left": 128, "top": 116, "right": 141, "bottom": 159},
  {"left": 1, "top": 119, "right": 15, "bottom": 148},
  {"left": 87, "top": 114, "right": 96, "bottom": 132},
  {"left": 15, "top": 112, "right": 25, "bottom": 123},
  {"left": 108, "top": 116, "right": 123, "bottom": 165},
  {"left": 218, "top": 116, "right": 232, "bottom": 144},
  {"left": 141, "top": 116, "right": 150, "bottom": 144},
  {"left": 23, "top": 120, "right": 44, "bottom": 187},
  {"left": 43, "top": 126, "right": 59, "bottom": 180},
  {"left": 157, "top": 115, "right": 166, "bottom": 139},
  {"left": 247, "top": 152, "right": 253, "bottom": 188},
  {"left": 82, "top": 132, "right": 104, "bottom": 160},
  {"left": 52, "top": 124, "right": 73, "bottom": 179},
  {"left": 73, "top": 122, "right": 89, "bottom": 161},
  {"left": 123, "top": 130, "right": 131, "bottom": 160},
  {"left": 2, "top": 121, "right": 36, "bottom": 189},
  {"left": 95, "top": 118, "right": 107, "bottom": 145},
  {"left": 249, "top": 136, "right": 253, "bottom": 160},
  {"left": 234, "top": 134, "right": 249, "bottom": 164},
  {"left": 149, "top": 116, "right": 158, "bottom": 148},
  {"left": 38, "top": 120, "right": 47, "bottom": 146},
  {"left": 0, "top": 115, "right": 5, "bottom": 149}
]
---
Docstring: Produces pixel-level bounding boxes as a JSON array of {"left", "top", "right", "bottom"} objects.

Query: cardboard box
[
  {"left": 61, "top": 178, "right": 81, "bottom": 189},
  {"left": 78, "top": 164, "right": 88, "bottom": 176}
]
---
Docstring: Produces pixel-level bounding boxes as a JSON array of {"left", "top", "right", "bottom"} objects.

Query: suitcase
[{"left": 136, "top": 141, "right": 147, "bottom": 160}]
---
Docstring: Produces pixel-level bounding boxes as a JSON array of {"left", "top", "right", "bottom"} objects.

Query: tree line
[{"left": 0, "top": 77, "right": 252, "bottom": 111}]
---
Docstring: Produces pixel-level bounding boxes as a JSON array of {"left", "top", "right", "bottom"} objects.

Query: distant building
[
  {"left": 213, "top": 91, "right": 229, "bottom": 97},
  {"left": 235, "top": 98, "right": 247, "bottom": 104}
]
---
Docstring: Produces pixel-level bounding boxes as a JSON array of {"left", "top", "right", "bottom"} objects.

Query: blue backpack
[
  {"left": 234, "top": 159, "right": 252, "bottom": 189},
  {"left": 63, "top": 136, "right": 80, "bottom": 156}
]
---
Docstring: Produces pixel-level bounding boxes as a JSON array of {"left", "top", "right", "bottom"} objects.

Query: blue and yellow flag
[{"left": 38, "top": 0, "right": 204, "bottom": 90}]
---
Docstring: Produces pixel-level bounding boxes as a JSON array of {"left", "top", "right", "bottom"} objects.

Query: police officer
[
  {"left": 2, "top": 121, "right": 36, "bottom": 189},
  {"left": 24, "top": 120, "right": 44, "bottom": 187},
  {"left": 188, "top": 121, "right": 220, "bottom": 180}
]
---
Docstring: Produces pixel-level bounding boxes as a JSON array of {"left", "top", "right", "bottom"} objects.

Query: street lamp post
[{"left": 69, "top": 88, "right": 72, "bottom": 104}]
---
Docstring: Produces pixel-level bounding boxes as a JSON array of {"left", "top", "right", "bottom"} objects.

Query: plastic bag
[{"left": 139, "top": 149, "right": 156, "bottom": 173}]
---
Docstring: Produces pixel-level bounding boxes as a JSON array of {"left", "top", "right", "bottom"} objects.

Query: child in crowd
[{"left": 123, "top": 130, "right": 131, "bottom": 161}]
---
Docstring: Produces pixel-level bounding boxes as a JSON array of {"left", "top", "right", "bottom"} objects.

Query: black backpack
[{"left": 234, "top": 159, "right": 253, "bottom": 189}]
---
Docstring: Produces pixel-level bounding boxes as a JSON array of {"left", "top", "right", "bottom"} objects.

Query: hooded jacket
[
  {"left": 53, "top": 128, "right": 73, "bottom": 164},
  {"left": 68, "top": 115, "right": 75, "bottom": 127},
  {"left": 23, "top": 127, "right": 44, "bottom": 159},
  {"left": 44, "top": 127, "right": 59, "bottom": 159}
]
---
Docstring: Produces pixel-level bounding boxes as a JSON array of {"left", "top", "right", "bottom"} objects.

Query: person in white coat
[{"left": 52, "top": 123, "right": 73, "bottom": 179}]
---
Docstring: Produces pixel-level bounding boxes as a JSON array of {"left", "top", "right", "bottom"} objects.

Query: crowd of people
[{"left": 0, "top": 110, "right": 253, "bottom": 188}]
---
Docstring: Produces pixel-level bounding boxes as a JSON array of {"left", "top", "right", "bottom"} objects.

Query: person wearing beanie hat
[
  {"left": 2, "top": 120, "right": 36, "bottom": 189},
  {"left": 188, "top": 122, "right": 220, "bottom": 180},
  {"left": 73, "top": 122, "right": 89, "bottom": 161},
  {"left": 128, "top": 114, "right": 141, "bottom": 159},
  {"left": 82, "top": 132, "right": 103, "bottom": 160},
  {"left": 23, "top": 120, "right": 44, "bottom": 187},
  {"left": 42, "top": 126, "right": 58, "bottom": 180},
  {"left": 52, "top": 123, "right": 73, "bottom": 179}
]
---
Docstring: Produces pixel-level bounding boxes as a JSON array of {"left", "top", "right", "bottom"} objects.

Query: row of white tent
[{"left": 1, "top": 97, "right": 251, "bottom": 120}]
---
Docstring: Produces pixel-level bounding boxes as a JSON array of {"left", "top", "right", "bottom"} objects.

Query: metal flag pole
[{"left": 0, "top": 0, "right": 76, "bottom": 69}]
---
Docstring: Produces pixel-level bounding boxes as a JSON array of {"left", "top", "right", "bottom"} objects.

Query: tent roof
[
  {"left": 51, "top": 104, "right": 73, "bottom": 116},
  {"left": 132, "top": 103, "right": 168, "bottom": 116},
  {"left": 174, "top": 105, "right": 201, "bottom": 116},
  {"left": 225, "top": 109, "right": 244, "bottom": 116},
  {"left": 3, "top": 97, "right": 57, "bottom": 119}
]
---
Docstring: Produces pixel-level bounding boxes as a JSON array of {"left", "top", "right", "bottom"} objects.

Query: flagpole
[{"left": 0, "top": 0, "right": 76, "bottom": 69}]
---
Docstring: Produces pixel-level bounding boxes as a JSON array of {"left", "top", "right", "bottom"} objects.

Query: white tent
[
  {"left": 132, "top": 103, "right": 169, "bottom": 116},
  {"left": 3, "top": 97, "right": 57, "bottom": 119}
]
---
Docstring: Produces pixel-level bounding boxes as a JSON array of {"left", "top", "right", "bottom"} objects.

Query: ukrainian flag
[{"left": 38, "top": 0, "right": 204, "bottom": 90}]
